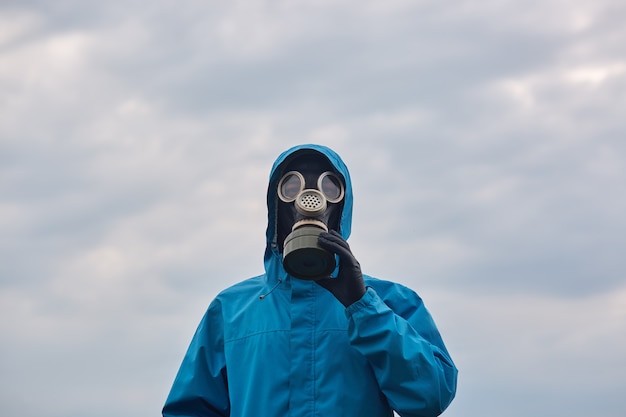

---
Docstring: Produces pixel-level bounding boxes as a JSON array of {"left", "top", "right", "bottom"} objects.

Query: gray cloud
[{"left": 1, "top": 1, "right": 625, "bottom": 416}]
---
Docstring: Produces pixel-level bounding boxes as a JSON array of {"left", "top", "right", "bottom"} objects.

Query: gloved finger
[
  {"left": 318, "top": 233, "right": 354, "bottom": 261},
  {"left": 318, "top": 230, "right": 345, "bottom": 246},
  {"left": 319, "top": 231, "right": 352, "bottom": 253},
  {"left": 327, "top": 230, "right": 352, "bottom": 250}
]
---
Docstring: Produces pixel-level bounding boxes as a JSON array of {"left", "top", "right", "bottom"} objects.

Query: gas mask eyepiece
[{"left": 277, "top": 170, "right": 345, "bottom": 280}]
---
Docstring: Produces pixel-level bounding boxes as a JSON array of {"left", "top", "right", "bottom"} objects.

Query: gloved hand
[{"left": 317, "top": 230, "right": 366, "bottom": 307}]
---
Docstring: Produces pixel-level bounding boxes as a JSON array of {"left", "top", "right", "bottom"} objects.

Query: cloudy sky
[{"left": 1, "top": 0, "right": 625, "bottom": 416}]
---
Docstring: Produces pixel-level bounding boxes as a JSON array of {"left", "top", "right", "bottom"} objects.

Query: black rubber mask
[{"left": 276, "top": 154, "right": 344, "bottom": 280}]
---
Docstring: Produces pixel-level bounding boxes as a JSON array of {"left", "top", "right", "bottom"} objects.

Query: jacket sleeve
[
  {"left": 162, "top": 300, "right": 230, "bottom": 417},
  {"left": 345, "top": 285, "right": 457, "bottom": 417}
]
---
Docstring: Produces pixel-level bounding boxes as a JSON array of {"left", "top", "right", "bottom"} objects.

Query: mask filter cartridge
[{"left": 283, "top": 225, "right": 335, "bottom": 280}]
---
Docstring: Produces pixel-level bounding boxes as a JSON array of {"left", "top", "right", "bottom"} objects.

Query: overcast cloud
[{"left": 1, "top": 1, "right": 625, "bottom": 416}]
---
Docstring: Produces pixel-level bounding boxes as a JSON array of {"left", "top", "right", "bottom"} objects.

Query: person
[{"left": 162, "top": 144, "right": 458, "bottom": 417}]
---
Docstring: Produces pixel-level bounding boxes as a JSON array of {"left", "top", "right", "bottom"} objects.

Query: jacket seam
[
  {"left": 314, "top": 328, "right": 346, "bottom": 333},
  {"left": 224, "top": 329, "right": 290, "bottom": 344}
]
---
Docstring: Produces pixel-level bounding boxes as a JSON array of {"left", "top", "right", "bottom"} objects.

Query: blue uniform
[{"left": 163, "top": 144, "right": 457, "bottom": 417}]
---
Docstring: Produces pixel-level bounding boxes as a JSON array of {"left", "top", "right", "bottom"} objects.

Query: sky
[{"left": 1, "top": 0, "right": 625, "bottom": 416}]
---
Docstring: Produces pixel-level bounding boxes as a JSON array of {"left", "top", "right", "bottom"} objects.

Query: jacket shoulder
[
  {"left": 362, "top": 275, "right": 426, "bottom": 316},
  {"left": 214, "top": 274, "right": 267, "bottom": 301},
  {"left": 364, "top": 275, "right": 422, "bottom": 298}
]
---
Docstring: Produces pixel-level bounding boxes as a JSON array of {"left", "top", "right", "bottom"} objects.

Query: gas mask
[{"left": 277, "top": 167, "right": 345, "bottom": 280}]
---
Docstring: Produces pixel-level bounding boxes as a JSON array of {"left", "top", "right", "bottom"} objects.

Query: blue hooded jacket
[{"left": 163, "top": 144, "right": 458, "bottom": 417}]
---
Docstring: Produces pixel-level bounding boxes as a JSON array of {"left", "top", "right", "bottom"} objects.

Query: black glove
[{"left": 317, "top": 230, "right": 366, "bottom": 307}]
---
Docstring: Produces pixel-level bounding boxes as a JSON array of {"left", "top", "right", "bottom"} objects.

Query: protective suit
[{"left": 162, "top": 144, "right": 458, "bottom": 417}]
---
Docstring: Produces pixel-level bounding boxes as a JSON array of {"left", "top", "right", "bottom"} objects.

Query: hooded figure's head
[{"left": 265, "top": 145, "right": 353, "bottom": 280}]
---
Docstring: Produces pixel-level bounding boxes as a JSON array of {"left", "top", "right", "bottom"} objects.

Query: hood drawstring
[{"left": 259, "top": 278, "right": 283, "bottom": 300}]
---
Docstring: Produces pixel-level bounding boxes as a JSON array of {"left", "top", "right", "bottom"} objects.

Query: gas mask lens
[
  {"left": 318, "top": 172, "right": 344, "bottom": 203},
  {"left": 278, "top": 171, "right": 344, "bottom": 204},
  {"left": 278, "top": 171, "right": 304, "bottom": 202}
]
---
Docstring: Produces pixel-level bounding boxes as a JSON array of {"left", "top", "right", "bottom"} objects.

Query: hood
[{"left": 264, "top": 144, "right": 353, "bottom": 279}]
